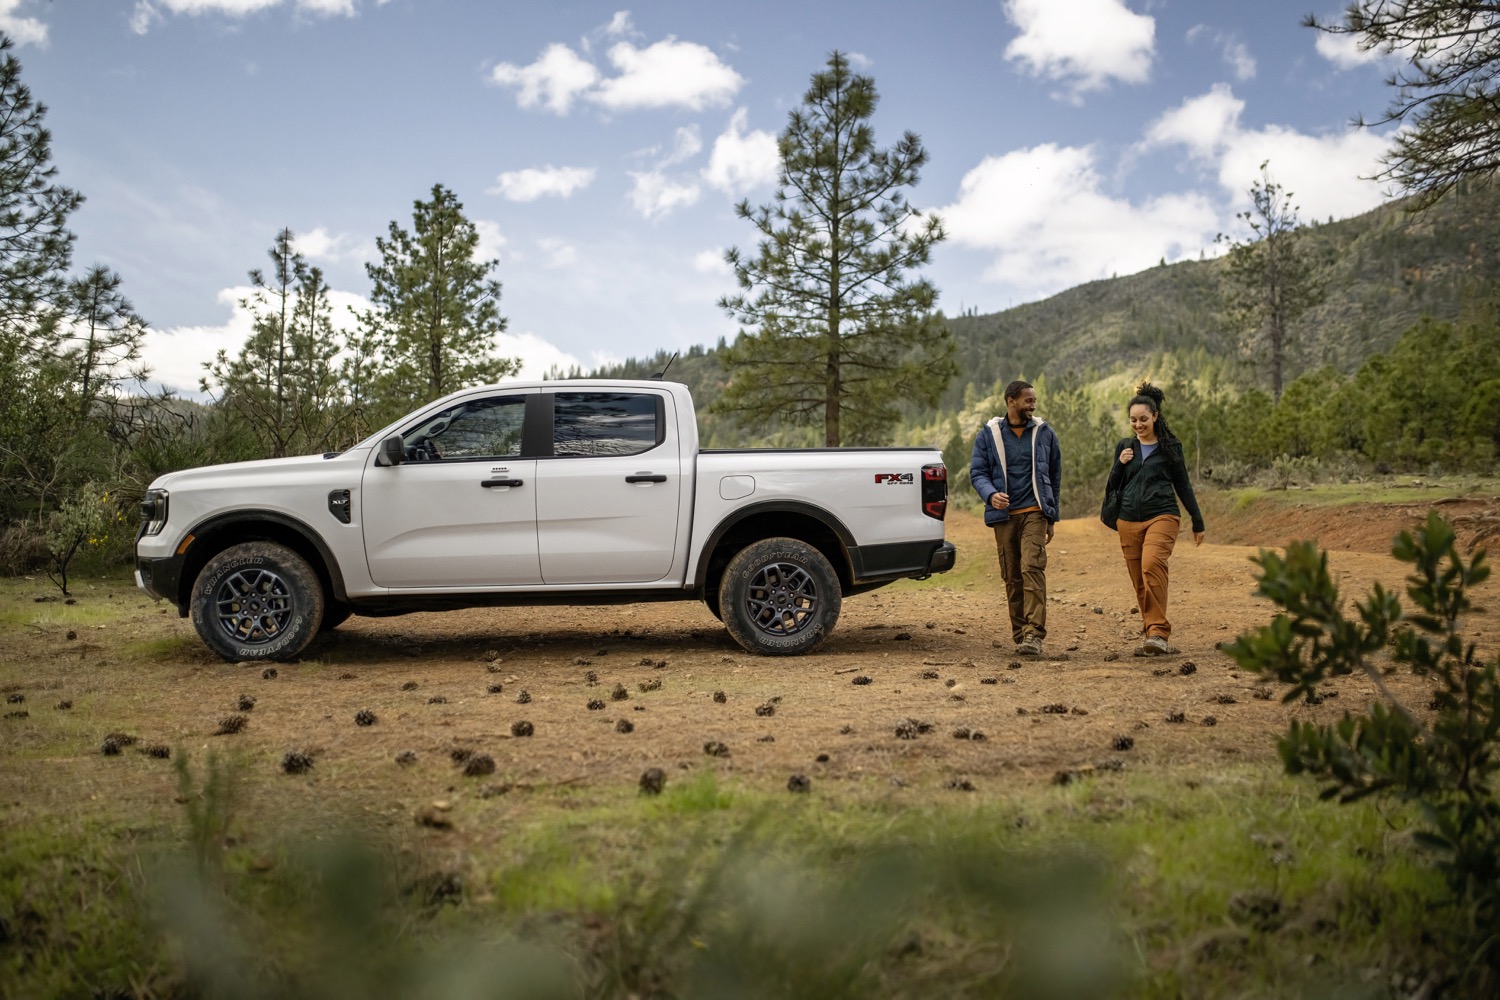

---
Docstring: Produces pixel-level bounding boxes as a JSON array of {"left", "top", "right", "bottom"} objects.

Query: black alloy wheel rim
[
  {"left": 213, "top": 567, "right": 294, "bottom": 645},
  {"left": 745, "top": 561, "right": 818, "bottom": 635}
]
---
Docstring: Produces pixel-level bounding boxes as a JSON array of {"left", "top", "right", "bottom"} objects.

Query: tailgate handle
[
  {"left": 481, "top": 478, "right": 524, "bottom": 488},
  {"left": 625, "top": 473, "right": 667, "bottom": 483}
]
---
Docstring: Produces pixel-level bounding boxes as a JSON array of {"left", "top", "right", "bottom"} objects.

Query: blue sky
[{"left": 11, "top": 0, "right": 1400, "bottom": 397}]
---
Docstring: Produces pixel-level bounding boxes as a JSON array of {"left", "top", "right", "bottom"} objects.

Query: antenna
[{"left": 650, "top": 351, "right": 679, "bottom": 380}]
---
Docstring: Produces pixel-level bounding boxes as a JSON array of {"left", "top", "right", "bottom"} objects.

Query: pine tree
[
  {"left": 0, "top": 34, "right": 79, "bottom": 346},
  {"left": 0, "top": 32, "right": 83, "bottom": 526},
  {"left": 203, "top": 229, "right": 345, "bottom": 457},
  {"left": 1218, "top": 162, "right": 1322, "bottom": 402},
  {"left": 716, "top": 52, "right": 954, "bottom": 447},
  {"left": 1307, "top": 1, "right": 1500, "bottom": 202},
  {"left": 62, "top": 265, "right": 148, "bottom": 420},
  {"left": 358, "top": 183, "right": 516, "bottom": 420}
]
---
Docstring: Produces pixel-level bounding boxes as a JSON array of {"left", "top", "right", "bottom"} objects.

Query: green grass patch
[
  {"left": 1219, "top": 474, "right": 1500, "bottom": 509},
  {"left": 899, "top": 546, "right": 992, "bottom": 592},
  {"left": 0, "top": 571, "right": 147, "bottom": 632},
  {"left": 0, "top": 762, "right": 1474, "bottom": 998}
]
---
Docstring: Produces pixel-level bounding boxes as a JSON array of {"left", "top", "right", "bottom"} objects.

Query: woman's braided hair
[{"left": 1129, "top": 381, "right": 1183, "bottom": 454}]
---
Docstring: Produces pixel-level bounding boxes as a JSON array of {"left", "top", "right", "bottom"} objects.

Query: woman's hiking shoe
[
  {"left": 1138, "top": 635, "right": 1171, "bottom": 655},
  {"left": 1017, "top": 636, "right": 1043, "bottom": 657}
]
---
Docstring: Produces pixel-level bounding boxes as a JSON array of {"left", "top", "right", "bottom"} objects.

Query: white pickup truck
[{"left": 135, "top": 379, "right": 955, "bottom": 661}]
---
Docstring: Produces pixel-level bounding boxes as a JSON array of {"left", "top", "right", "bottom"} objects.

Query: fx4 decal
[{"left": 874, "top": 473, "right": 914, "bottom": 485}]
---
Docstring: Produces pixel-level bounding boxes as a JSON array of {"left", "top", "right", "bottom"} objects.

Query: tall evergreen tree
[
  {"left": 358, "top": 183, "right": 516, "bottom": 418},
  {"left": 203, "top": 229, "right": 345, "bottom": 457},
  {"left": 0, "top": 33, "right": 80, "bottom": 347},
  {"left": 1307, "top": 1, "right": 1500, "bottom": 201},
  {"left": 62, "top": 265, "right": 149, "bottom": 420},
  {"left": 0, "top": 32, "right": 84, "bottom": 527},
  {"left": 716, "top": 51, "right": 954, "bottom": 447},
  {"left": 1218, "top": 162, "right": 1322, "bottom": 402}
]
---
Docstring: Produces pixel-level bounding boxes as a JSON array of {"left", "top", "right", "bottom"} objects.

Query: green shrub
[
  {"left": 43, "top": 482, "right": 119, "bottom": 595},
  {"left": 1225, "top": 511, "right": 1499, "bottom": 984},
  {"left": 1264, "top": 453, "right": 1320, "bottom": 490}
]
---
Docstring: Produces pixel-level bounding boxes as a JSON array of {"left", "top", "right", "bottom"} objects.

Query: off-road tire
[
  {"left": 191, "top": 542, "right": 324, "bottom": 662},
  {"left": 720, "top": 537, "right": 841, "bottom": 656}
]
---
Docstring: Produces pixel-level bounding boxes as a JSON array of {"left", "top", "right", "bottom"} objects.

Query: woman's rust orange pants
[{"left": 1116, "top": 514, "right": 1180, "bottom": 639}]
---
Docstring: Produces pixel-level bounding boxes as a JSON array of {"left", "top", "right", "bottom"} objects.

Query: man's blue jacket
[{"left": 970, "top": 416, "right": 1062, "bottom": 527}]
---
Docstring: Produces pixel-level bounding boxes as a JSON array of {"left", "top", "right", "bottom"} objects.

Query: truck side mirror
[{"left": 376, "top": 434, "right": 404, "bottom": 467}]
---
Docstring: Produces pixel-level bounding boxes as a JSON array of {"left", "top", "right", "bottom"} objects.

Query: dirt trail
[{"left": 8, "top": 500, "right": 1492, "bottom": 806}]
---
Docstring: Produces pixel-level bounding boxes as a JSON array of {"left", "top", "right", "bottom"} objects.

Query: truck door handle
[
  {"left": 481, "top": 478, "right": 524, "bottom": 488},
  {"left": 625, "top": 474, "right": 667, "bottom": 483}
]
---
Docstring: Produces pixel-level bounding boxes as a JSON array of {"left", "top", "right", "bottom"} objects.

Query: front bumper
[{"left": 135, "top": 553, "right": 188, "bottom": 614}]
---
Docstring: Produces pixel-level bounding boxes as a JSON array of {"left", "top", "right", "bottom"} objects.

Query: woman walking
[{"left": 1105, "top": 383, "right": 1205, "bottom": 655}]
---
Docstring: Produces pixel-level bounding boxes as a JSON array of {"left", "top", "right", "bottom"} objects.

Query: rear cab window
[{"left": 552, "top": 392, "right": 665, "bottom": 457}]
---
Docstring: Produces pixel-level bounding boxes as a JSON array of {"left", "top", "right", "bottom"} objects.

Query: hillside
[
  {"left": 938, "top": 179, "right": 1500, "bottom": 407},
  {"left": 589, "top": 180, "right": 1500, "bottom": 443}
]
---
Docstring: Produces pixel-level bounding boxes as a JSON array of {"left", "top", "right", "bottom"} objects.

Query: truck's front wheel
[
  {"left": 720, "top": 538, "right": 841, "bottom": 656},
  {"left": 191, "top": 542, "right": 325, "bottom": 662}
]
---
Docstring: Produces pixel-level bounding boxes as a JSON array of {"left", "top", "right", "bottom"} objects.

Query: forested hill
[
  {"left": 936, "top": 178, "right": 1500, "bottom": 408},
  {"left": 589, "top": 179, "right": 1500, "bottom": 441}
]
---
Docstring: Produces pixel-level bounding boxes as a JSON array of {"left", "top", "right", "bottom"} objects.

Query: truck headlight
[{"left": 139, "top": 489, "right": 169, "bottom": 536}]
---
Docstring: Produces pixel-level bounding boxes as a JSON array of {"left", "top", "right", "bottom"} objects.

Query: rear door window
[{"left": 552, "top": 392, "right": 664, "bottom": 457}]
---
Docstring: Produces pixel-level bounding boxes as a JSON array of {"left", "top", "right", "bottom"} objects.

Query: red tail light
[{"left": 921, "top": 463, "right": 947, "bottom": 520}]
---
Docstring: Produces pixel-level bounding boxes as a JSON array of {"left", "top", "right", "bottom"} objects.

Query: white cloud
[
  {"left": 292, "top": 226, "right": 366, "bottom": 264},
  {"left": 1213, "top": 126, "right": 1391, "bottom": 224},
  {"left": 130, "top": 0, "right": 356, "bottom": 34},
  {"left": 604, "top": 10, "right": 633, "bottom": 37},
  {"left": 619, "top": 125, "right": 715, "bottom": 218},
  {"left": 1314, "top": 28, "right": 1396, "bottom": 69},
  {"left": 536, "top": 236, "right": 579, "bottom": 268},
  {"left": 495, "top": 330, "right": 586, "bottom": 378},
  {"left": 1144, "top": 82, "right": 1244, "bottom": 159},
  {"left": 492, "top": 26, "right": 744, "bottom": 115},
  {"left": 940, "top": 144, "right": 1219, "bottom": 293},
  {"left": 0, "top": 0, "right": 48, "bottom": 45},
  {"left": 1003, "top": 0, "right": 1154, "bottom": 96},
  {"left": 143, "top": 282, "right": 589, "bottom": 398},
  {"left": 1145, "top": 85, "right": 1390, "bottom": 221},
  {"left": 703, "top": 108, "right": 779, "bottom": 195},
  {"left": 628, "top": 171, "right": 700, "bottom": 219},
  {"left": 1186, "top": 25, "right": 1256, "bottom": 81},
  {"left": 659, "top": 126, "right": 703, "bottom": 167},
  {"left": 144, "top": 284, "right": 368, "bottom": 398},
  {"left": 1222, "top": 40, "right": 1256, "bottom": 80},
  {"left": 489, "top": 43, "right": 602, "bottom": 114},
  {"left": 488, "top": 165, "right": 596, "bottom": 202},
  {"left": 594, "top": 37, "right": 744, "bottom": 111},
  {"left": 474, "top": 220, "right": 507, "bottom": 263},
  {"left": 692, "top": 248, "right": 732, "bottom": 276},
  {"left": 299, "top": 0, "right": 355, "bottom": 14}
]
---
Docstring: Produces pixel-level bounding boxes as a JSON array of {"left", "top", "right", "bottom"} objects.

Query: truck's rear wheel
[
  {"left": 720, "top": 537, "right": 840, "bottom": 656},
  {"left": 191, "top": 542, "right": 324, "bottom": 662}
]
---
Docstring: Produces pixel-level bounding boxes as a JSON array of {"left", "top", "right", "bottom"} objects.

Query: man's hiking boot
[{"left": 1017, "top": 636, "right": 1043, "bottom": 657}]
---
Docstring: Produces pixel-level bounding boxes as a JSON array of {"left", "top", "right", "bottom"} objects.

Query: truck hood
[{"left": 150, "top": 450, "right": 369, "bottom": 490}]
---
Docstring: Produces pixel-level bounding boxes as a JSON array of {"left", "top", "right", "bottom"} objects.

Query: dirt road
[{"left": 8, "top": 501, "right": 1491, "bottom": 802}]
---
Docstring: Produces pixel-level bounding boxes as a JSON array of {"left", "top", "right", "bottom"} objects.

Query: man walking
[{"left": 970, "top": 380, "right": 1061, "bottom": 656}]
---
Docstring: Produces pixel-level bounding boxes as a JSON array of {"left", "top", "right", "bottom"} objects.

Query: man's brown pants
[
  {"left": 992, "top": 510, "right": 1048, "bottom": 644},
  {"left": 1117, "top": 514, "right": 1180, "bottom": 639}
]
